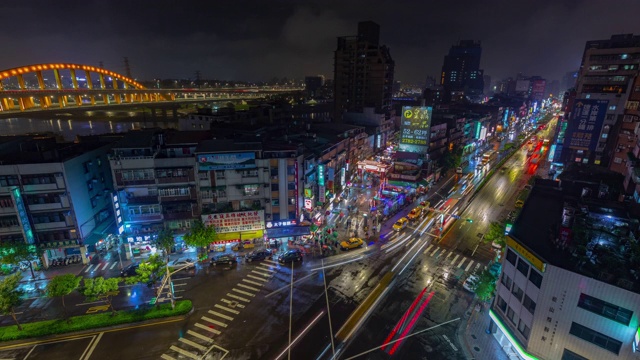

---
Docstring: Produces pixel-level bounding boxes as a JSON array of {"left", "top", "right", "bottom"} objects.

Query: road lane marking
[
  {"left": 226, "top": 293, "right": 251, "bottom": 303},
  {"left": 84, "top": 264, "right": 94, "bottom": 273},
  {"left": 214, "top": 304, "right": 240, "bottom": 314},
  {"left": 422, "top": 244, "right": 434, "bottom": 255},
  {"left": 169, "top": 345, "right": 199, "bottom": 360},
  {"left": 221, "top": 298, "right": 245, "bottom": 309},
  {"left": 208, "top": 310, "right": 234, "bottom": 321},
  {"left": 109, "top": 262, "right": 117, "bottom": 270},
  {"left": 201, "top": 316, "right": 228, "bottom": 328},
  {"left": 179, "top": 337, "right": 207, "bottom": 351},
  {"left": 456, "top": 257, "right": 466, "bottom": 268},
  {"left": 465, "top": 260, "right": 475, "bottom": 272},
  {"left": 187, "top": 330, "right": 212, "bottom": 343},
  {"left": 195, "top": 322, "right": 221, "bottom": 335},
  {"left": 247, "top": 274, "right": 268, "bottom": 282},
  {"left": 242, "top": 279, "right": 263, "bottom": 287},
  {"left": 82, "top": 332, "right": 103, "bottom": 360},
  {"left": 251, "top": 270, "right": 271, "bottom": 277},
  {"left": 237, "top": 283, "right": 260, "bottom": 292},
  {"left": 232, "top": 288, "right": 256, "bottom": 297},
  {"left": 451, "top": 254, "right": 460, "bottom": 264}
]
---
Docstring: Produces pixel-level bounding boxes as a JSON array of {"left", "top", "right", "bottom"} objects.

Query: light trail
[
  {"left": 309, "top": 255, "right": 364, "bottom": 272},
  {"left": 274, "top": 310, "right": 326, "bottom": 360}
]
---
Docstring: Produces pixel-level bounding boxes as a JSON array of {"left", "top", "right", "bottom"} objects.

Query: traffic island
[{"left": 0, "top": 300, "right": 192, "bottom": 342}]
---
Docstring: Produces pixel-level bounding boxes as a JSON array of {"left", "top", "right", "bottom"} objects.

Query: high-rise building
[
  {"left": 333, "top": 21, "right": 395, "bottom": 121},
  {"left": 559, "top": 34, "right": 640, "bottom": 168},
  {"left": 440, "top": 40, "right": 484, "bottom": 100}
]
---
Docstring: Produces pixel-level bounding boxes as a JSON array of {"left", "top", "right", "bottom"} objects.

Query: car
[
  {"left": 407, "top": 207, "right": 422, "bottom": 221},
  {"left": 169, "top": 258, "right": 195, "bottom": 270},
  {"left": 456, "top": 166, "right": 463, "bottom": 174},
  {"left": 393, "top": 217, "right": 409, "bottom": 231},
  {"left": 210, "top": 254, "right": 238, "bottom": 266},
  {"left": 463, "top": 274, "right": 479, "bottom": 292},
  {"left": 120, "top": 263, "right": 139, "bottom": 277},
  {"left": 340, "top": 238, "right": 364, "bottom": 250},
  {"left": 491, "top": 241, "right": 503, "bottom": 250},
  {"left": 420, "top": 201, "right": 430, "bottom": 209},
  {"left": 278, "top": 249, "right": 303, "bottom": 264},
  {"left": 245, "top": 249, "right": 272, "bottom": 262}
]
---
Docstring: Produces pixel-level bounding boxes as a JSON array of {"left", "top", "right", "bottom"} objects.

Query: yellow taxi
[
  {"left": 393, "top": 217, "right": 409, "bottom": 231},
  {"left": 340, "top": 237, "right": 364, "bottom": 250},
  {"left": 407, "top": 207, "right": 422, "bottom": 221}
]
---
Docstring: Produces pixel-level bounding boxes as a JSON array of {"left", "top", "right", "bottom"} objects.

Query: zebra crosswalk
[
  {"left": 422, "top": 244, "right": 485, "bottom": 273},
  {"left": 162, "top": 258, "right": 280, "bottom": 360}
]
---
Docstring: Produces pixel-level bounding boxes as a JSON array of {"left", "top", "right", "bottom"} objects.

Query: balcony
[
  {"left": 34, "top": 221, "right": 71, "bottom": 231},
  {"left": 126, "top": 213, "right": 163, "bottom": 223},
  {"left": 157, "top": 176, "right": 193, "bottom": 184},
  {"left": 23, "top": 183, "right": 61, "bottom": 192},
  {"left": 159, "top": 193, "right": 197, "bottom": 202},
  {"left": 0, "top": 225, "right": 22, "bottom": 235},
  {"left": 126, "top": 195, "right": 159, "bottom": 205},
  {"left": 28, "top": 202, "right": 67, "bottom": 211},
  {"left": 0, "top": 207, "right": 15, "bottom": 215},
  {"left": 118, "top": 178, "right": 156, "bottom": 186},
  {"left": 163, "top": 212, "right": 195, "bottom": 221}
]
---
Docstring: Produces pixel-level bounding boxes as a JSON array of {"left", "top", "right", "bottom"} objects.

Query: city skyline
[{"left": 2, "top": 0, "right": 639, "bottom": 83}]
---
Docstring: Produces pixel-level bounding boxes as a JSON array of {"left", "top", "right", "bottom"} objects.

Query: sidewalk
[{"left": 457, "top": 302, "right": 511, "bottom": 360}]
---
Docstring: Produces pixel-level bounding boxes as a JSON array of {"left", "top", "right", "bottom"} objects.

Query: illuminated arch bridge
[{"left": 0, "top": 63, "right": 301, "bottom": 112}]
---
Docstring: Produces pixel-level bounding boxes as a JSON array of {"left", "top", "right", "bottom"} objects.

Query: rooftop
[
  {"left": 195, "top": 139, "right": 262, "bottom": 154},
  {"left": 112, "top": 129, "right": 157, "bottom": 149},
  {"left": 0, "top": 135, "right": 112, "bottom": 164},
  {"left": 510, "top": 182, "right": 640, "bottom": 294}
]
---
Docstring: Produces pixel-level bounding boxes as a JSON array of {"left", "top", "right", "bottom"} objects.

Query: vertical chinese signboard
[
  {"left": 399, "top": 106, "right": 432, "bottom": 154},
  {"left": 10, "top": 187, "right": 34, "bottom": 244},
  {"left": 564, "top": 99, "right": 608, "bottom": 152}
]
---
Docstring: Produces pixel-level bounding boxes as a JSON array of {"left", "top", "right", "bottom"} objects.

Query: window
[
  {"left": 243, "top": 184, "right": 260, "bottom": 196},
  {"left": 506, "top": 249, "right": 517, "bottom": 265},
  {"left": 528, "top": 269, "right": 542, "bottom": 288},
  {"left": 569, "top": 322, "right": 622, "bottom": 355},
  {"left": 0, "top": 175, "right": 19, "bottom": 187},
  {"left": 287, "top": 166, "right": 295, "bottom": 175},
  {"left": 577, "top": 293, "right": 633, "bottom": 326},
  {"left": 271, "top": 184, "right": 279, "bottom": 191},
  {"left": 497, "top": 295, "right": 507, "bottom": 313},
  {"left": 518, "top": 319, "right": 530, "bottom": 340},
  {"left": 511, "top": 283, "right": 524, "bottom": 302},
  {"left": 501, "top": 273, "right": 513, "bottom": 289},
  {"left": 516, "top": 257, "right": 529, "bottom": 276},
  {"left": 507, "top": 306, "right": 518, "bottom": 325},
  {"left": 271, "top": 199, "right": 279, "bottom": 206},
  {"left": 608, "top": 105, "right": 617, "bottom": 111},
  {"left": 288, "top": 182, "right": 296, "bottom": 190},
  {"left": 523, "top": 295, "right": 536, "bottom": 314},
  {"left": 562, "top": 349, "right": 589, "bottom": 360}
]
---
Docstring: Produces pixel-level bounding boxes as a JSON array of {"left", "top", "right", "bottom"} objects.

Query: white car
[
  {"left": 463, "top": 274, "right": 479, "bottom": 292},
  {"left": 169, "top": 258, "right": 195, "bottom": 270}
]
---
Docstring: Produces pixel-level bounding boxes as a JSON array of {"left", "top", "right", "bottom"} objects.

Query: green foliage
[
  {"left": 439, "top": 145, "right": 463, "bottom": 171},
  {"left": 484, "top": 221, "right": 507, "bottom": 245},
  {"left": 156, "top": 229, "right": 175, "bottom": 259},
  {"left": 473, "top": 269, "right": 498, "bottom": 302},
  {"left": 81, "top": 277, "right": 120, "bottom": 316},
  {"left": 0, "top": 241, "right": 43, "bottom": 279},
  {"left": 0, "top": 273, "right": 24, "bottom": 330},
  {"left": 183, "top": 220, "right": 217, "bottom": 252},
  {"left": 124, "top": 254, "right": 165, "bottom": 287},
  {"left": 0, "top": 300, "right": 193, "bottom": 342},
  {"left": 46, "top": 274, "right": 81, "bottom": 321}
]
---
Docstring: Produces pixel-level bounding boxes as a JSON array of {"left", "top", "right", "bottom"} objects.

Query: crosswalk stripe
[
  {"left": 226, "top": 293, "right": 251, "bottom": 303},
  {"left": 465, "top": 260, "right": 475, "bottom": 272},
  {"left": 438, "top": 249, "right": 448, "bottom": 257},
  {"left": 451, "top": 254, "right": 460, "bottom": 264},
  {"left": 251, "top": 270, "right": 271, "bottom": 277},
  {"left": 457, "top": 257, "right": 467, "bottom": 268},
  {"left": 110, "top": 262, "right": 118, "bottom": 270},
  {"left": 214, "top": 304, "right": 240, "bottom": 315},
  {"left": 221, "top": 298, "right": 245, "bottom": 309},
  {"left": 195, "top": 322, "right": 221, "bottom": 335},
  {"left": 161, "top": 354, "right": 177, "bottom": 360},
  {"left": 257, "top": 265, "right": 275, "bottom": 272},
  {"left": 201, "top": 316, "right": 228, "bottom": 328},
  {"left": 247, "top": 274, "right": 268, "bottom": 282},
  {"left": 423, "top": 244, "right": 434, "bottom": 255},
  {"left": 263, "top": 259, "right": 279, "bottom": 265},
  {"left": 179, "top": 337, "right": 208, "bottom": 351},
  {"left": 84, "top": 264, "right": 94, "bottom": 273},
  {"left": 242, "top": 279, "right": 264, "bottom": 287},
  {"left": 232, "top": 288, "right": 256, "bottom": 297},
  {"left": 446, "top": 251, "right": 454, "bottom": 259},
  {"left": 187, "top": 330, "right": 212, "bottom": 343},
  {"left": 237, "top": 283, "right": 260, "bottom": 292},
  {"left": 430, "top": 248, "right": 441, "bottom": 257},
  {"left": 101, "top": 262, "right": 110, "bottom": 270},
  {"left": 208, "top": 310, "right": 234, "bottom": 321},
  {"left": 169, "top": 345, "right": 199, "bottom": 360}
]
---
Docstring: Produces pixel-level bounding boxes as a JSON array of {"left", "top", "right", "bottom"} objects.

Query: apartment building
[{"left": 0, "top": 135, "right": 115, "bottom": 266}]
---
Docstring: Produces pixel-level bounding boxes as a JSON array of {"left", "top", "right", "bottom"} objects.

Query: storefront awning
[
  {"left": 265, "top": 226, "right": 311, "bottom": 238},
  {"left": 212, "top": 229, "right": 264, "bottom": 242}
]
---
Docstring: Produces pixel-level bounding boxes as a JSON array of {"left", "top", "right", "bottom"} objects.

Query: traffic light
[{"left": 466, "top": 218, "right": 473, "bottom": 223}]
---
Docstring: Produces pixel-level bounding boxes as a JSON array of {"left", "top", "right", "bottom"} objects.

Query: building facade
[{"left": 440, "top": 40, "right": 485, "bottom": 100}]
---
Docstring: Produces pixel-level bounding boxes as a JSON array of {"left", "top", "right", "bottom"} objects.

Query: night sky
[{"left": 2, "top": 0, "right": 639, "bottom": 83}]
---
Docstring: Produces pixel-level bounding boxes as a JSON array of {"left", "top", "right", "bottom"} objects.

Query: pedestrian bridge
[{"left": 0, "top": 63, "right": 302, "bottom": 113}]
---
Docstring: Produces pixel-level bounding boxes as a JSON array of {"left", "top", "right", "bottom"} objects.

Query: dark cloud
[{"left": 1, "top": 0, "right": 640, "bottom": 82}]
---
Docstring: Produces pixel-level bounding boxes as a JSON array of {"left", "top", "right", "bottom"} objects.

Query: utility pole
[{"left": 123, "top": 57, "right": 132, "bottom": 79}]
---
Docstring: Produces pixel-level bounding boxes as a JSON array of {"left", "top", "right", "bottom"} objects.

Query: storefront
[{"left": 202, "top": 210, "right": 266, "bottom": 246}]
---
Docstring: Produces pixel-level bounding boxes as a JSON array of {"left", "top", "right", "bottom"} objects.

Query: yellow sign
[
  {"left": 506, "top": 236, "right": 546, "bottom": 273},
  {"left": 404, "top": 109, "right": 413, "bottom": 118}
]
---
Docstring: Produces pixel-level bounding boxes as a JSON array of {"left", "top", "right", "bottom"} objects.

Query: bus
[{"left": 481, "top": 150, "right": 497, "bottom": 166}]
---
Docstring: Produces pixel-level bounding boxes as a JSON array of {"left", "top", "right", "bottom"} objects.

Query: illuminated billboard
[
  {"left": 198, "top": 152, "right": 256, "bottom": 170},
  {"left": 399, "top": 106, "right": 432, "bottom": 153},
  {"left": 563, "top": 99, "right": 608, "bottom": 152}
]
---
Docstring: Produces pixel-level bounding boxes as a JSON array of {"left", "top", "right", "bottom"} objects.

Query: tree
[
  {"left": 472, "top": 269, "right": 498, "bottom": 302},
  {"left": 46, "top": 274, "right": 81, "bottom": 322},
  {"left": 81, "top": 277, "right": 120, "bottom": 316},
  {"left": 183, "top": 220, "right": 217, "bottom": 260},
  {"left": 439, "top": 145, "right": 463, "bottom": 172},
  {"left": 483, "top": 221, "right": 507, "bottom": 246},
  {"left": 124, "top": 254, "right": 165, "bottom": 290},
  {"left": 156, "top": 229, "right": 175, "bottom": 262},
  {"left": 0, "top": 241, "right": 43, "bottom": 279},
  {"left": 0, "top": 273, "right": 24, "bottom": 330}
]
